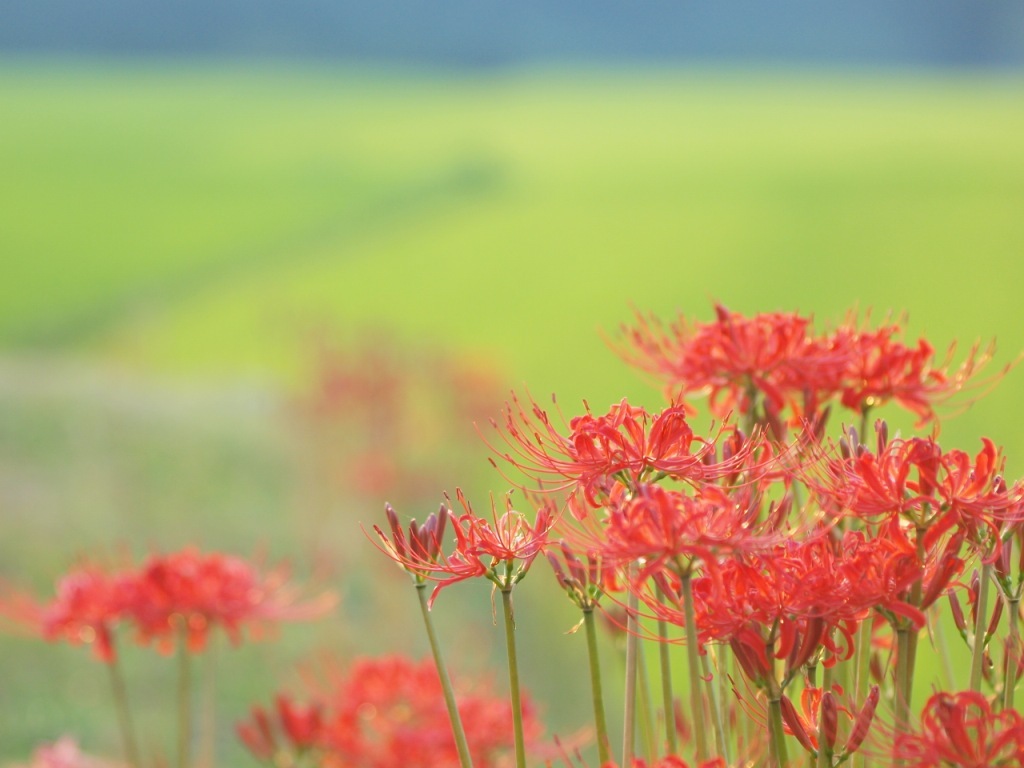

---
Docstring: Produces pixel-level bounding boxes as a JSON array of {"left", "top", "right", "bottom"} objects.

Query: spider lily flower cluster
[
  {"left": 371, "top": 303, "right": 1024, "bottom": 768},
  {"left": 238, "top": 654, "right": 543, "bottom": 768},
  {"left": 1, "top": 547, "right": 333, "bottom": 768}
]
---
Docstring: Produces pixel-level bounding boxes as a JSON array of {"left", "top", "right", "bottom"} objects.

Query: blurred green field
[{"left": 2, "top": 62, "right": 1024, "bottom": 762}]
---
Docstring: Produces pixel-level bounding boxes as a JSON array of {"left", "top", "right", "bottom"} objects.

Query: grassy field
[{"left": 2, "top": 61, "right": 1024, "bottom": 762}]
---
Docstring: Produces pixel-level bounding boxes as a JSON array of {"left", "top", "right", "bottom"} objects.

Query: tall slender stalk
[
  {"left": 623, "top": 583, "right": 640, "bottom": 766},
  {"left": 500, "top": 587, "right": 527, "bottom": 768},
  {"left": 637, "top": 643, "right": 657, "bottom": 762},
  {"left": 767, "top": 696, "right": 790, "bottom": 768},
  {"left": 199, "top": 638, "right": 217, "bottom": 768},
  {"left": 654, "top": 588, "right": 678, "bottom": 756},
  {"left": 701, "top": 648, "right": 729, "bottom": 763},
  {"left": 1005, "top": 598, "right": 1020, "bottom": 711},
  {"left": 106, "top": 650, "right": 141, "bottom": 768},
  {"left": 969, "top": 564, "right": 993, "bottom": 691},
  {"left": 177, "top": 624, "right": 192, "bottom": 768},
  {"left": 583, "top": 608, "right": 612, "bottom": 765},
  {"left": 816, "top": 665, "right": 833, "bottom": 768},
  {"left": 416, "top": 583, "right": 474, "bottom": 768},
  {"left": 681, "top": 574, "right": 709, "bottom": 762},
  {"left": 852, "top": 618, "right": 873, "bottom": 768},
  {"left": 894, "top": 627, "right": 912, "bottom": 736}
]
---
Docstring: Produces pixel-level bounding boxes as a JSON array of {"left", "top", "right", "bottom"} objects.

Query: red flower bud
[{"left": 844, "top": 685, "right": 879, "bottom": 755}]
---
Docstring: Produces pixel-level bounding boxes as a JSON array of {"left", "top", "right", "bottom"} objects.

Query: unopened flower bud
[
  {"left": 844, "top": 685, "right": 879, "bottom": 755},
  {"left": 780, "top": 695, "right": 816, "bottom": 754},
  {"left": 949, "top": 592, "right": 968, "bottom": 635},
  {"left": 988, "top": 597, "right": 1004, "bottom": 640},
  {"left": 821, "top": 691, "right": 838, "bottom": 751},
  {"left": 385, "top": 503, "right": 406, "bottom": 559}
]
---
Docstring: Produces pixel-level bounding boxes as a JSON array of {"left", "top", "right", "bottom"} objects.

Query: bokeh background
[{"left": 2, "top": 2, "right": 1024, "bottom": 763}]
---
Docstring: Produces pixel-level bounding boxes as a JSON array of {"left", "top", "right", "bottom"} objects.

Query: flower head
[
  {"left": 130, "top": 548, "right": 333, "bottom": 653},
  {"left": 241, "top": 654, "right": 544, "bottom": 768},
  {"left": 490, "top": 394, "right": 758, "bottom": 506},
  {"left": 616, "top": 305, "right": 842, "bottom": 425},
  {"left": 373, "top": 492, "right": 554, "bottom": 606},
  {"left": 896, "top": 690, "right": 1024, "bottom": 767}
]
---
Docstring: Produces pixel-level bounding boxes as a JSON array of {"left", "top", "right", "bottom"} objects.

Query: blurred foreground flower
[
  {"left": 0, "top": 548, "right": 335, "bottom": 768},
  {"left": 11, "top": 738, "right": 120, "bottom": 768},
  {"left": 238, "top": 654, "right": 544, "bottom": 768}
]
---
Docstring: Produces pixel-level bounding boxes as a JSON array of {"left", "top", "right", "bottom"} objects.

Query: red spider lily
[
  {"left": 129, "top": 548, "right": 335, "bottom": 654},
  {"left": 615, "top": 304, "right": 839, "bottom": 423},
  {"left": 236, "top": 695, "right": 325, "bottom": 761},
  {"left": 839, "top": 522, "right": 965, "bottom": 630},
  {"left": 829, "top": 317, "right": 1001, "bottom": 426},
  {"left": 2, "top": 550, "right": 332, "bottom": 660},
  {"left": 16, "top": 737, "right": 117, "bottom": 768},
  {"left": 489, "top": 393, "right": 761, "bottom": 507},
  {"left": 372, "top": 493, "right": 554, "bottom": 606},
  {"left": 245, "top": 654, "right": 544, "bottom": 768},
  {"left": 807, "top": 433, "right": 943, "bottom": 522},
  {"left": 372, "top": 502, "right": 452, "bottom": 583},
  {"left": 593, "top": 482, "right": 784, "bottom": 580},
  {"left": 697, "top": 534, "right": 869, "bottom": 649},
  {"left": 41, "top": 566, "right": 138, "bottom": 663},
  {"left": 546, "top": 540, "right": 611, "bottom": 611},
  {"left": 781, "top": 685, "right": 880, "bottom": 761},
  {"left": 807, "top": 429, "right": 1017, "bottom": 562},
  {"left": 895, "top": 690, "right": 1024, "bottom": 767},
  {"left": 0, "top": 563, "right": 137, "bottom": 663}
]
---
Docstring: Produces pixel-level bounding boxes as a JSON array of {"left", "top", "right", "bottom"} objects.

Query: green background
[{"left": 2, "top": 62, "right": 1023, "bottom": 763}]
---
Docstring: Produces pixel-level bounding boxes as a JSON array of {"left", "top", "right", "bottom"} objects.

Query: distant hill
[{"left": 2, "top": 0, "right": 1023, "bottom": 68}]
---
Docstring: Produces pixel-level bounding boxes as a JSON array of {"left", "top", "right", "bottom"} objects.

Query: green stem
[
  {"left": 107, "top": 649, "right": 142, "bottom": 768},
  {"left": 417, "top": 584, "right": 474, "bottom": 768},
  {"left": 681, "top": 574, "right": 709, "bottom": 762},
  {"left": 851, "top": 619, "right": 873, "bottom": 768},
  {"left": 623, "top": 582, "right": 640, "bottom": 766},
  {"left": 637, "top": 642, "right": 657, "bottom": 762},
  {"left": 894, "top": 526, "right": 927, "bottom": 753},
  {"left": 583, "top": 609, "right": 612, "bottom": 765},
  {"left": 500, "top": 587, "right": 527, "bottom": 768},
  {"left": 178, "top": 624, "right": 192, "bottom": 768},
  {"left": 655, "top": 608, "right": 678, "bottom": 755},
  {"left": 816, "top": 665, "right": 833, "bottom": 768},
  {"left": 768, "top": 697, "right": 790, "bottom": 768},
  {"left": 894, "top": 628, "right": 911, "bottom": 735},
  {"left": 199, "top": 638, "right": 218, "bottom": 768},
  {"left": 969, "top": 564, "right": 993, "bottom": 692},
  {"left": 702, "top": 648, "right": 730, "bottom": 763},
  {"left": 1005, "top": 599, "right": 1020, "bottom": 711}
]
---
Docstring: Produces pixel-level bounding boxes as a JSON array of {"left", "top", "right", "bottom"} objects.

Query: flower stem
[
  {"left": 199, "top": 638, "right": 218, "bottom": 768},
  {"left": 654, "top": 592, "right": 678, "bottom": 756},
  {"left": 623, "top": 582, "right": 640, "bottom": 766},
  {"left": 969, "top": 564, "right": 993, "bottom": 692},
  {"left": 702, "top": 647, "right": 730, "bottom": 763},
  {"left": 768, "top": 696, "right": 790, "bottom": 768},
  {"left": 681, "top": 573, "right": 709, "bottom": 762},
  {"left": 106, "top": 650, "right": 141, "bottom": 768},
  {"left": 894, "top": 627, "right": 912, "bottom": 736},
  {"left": 637, "top": 642, "right": 657, "bottom": 762},
  {"left": 816, "top": 665, "right": 833, "bottom": 768},
  {"left": 1005, "top": 598, "right": 1020, "bottom": 711},
  {"left": 416, "top": 583, "right": 474, "bottom": 768},
  {"left": 583, "top": 608, "right": 612, "bottom": 765},
  {"left": 851, "top": 618, "right": 873, "bottom": 768},
  {"left": 500, "top": 587, "right": 527, "bottom": 768},
  {"left": 178, "top": 624, "right": 192, "bottom": 768}
]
